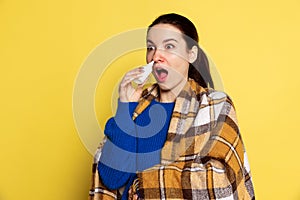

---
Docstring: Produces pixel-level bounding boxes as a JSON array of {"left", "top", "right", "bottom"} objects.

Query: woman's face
[{"left": 146, "top": 23, "right": 196, "bottom": 92}]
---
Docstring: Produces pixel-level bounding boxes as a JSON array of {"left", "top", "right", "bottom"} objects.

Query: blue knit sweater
[{"left": 98, "top": 99, "right": 175, "bottom": 200}]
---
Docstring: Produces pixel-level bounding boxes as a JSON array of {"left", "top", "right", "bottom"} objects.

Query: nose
[{"left": 152, "top": 48, "right": 165, "bottom": 62}]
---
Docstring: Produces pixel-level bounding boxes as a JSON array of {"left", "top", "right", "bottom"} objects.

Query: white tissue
[{"left": 134, "top": 61, "right": 154, "bottom": 84}]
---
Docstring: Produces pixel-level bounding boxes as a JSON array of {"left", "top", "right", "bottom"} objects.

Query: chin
[{"left": 157, "top": 83, "right": 173, "bottom": 92}]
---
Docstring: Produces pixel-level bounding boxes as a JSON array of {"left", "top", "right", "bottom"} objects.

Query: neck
[
  {"left": 159, "top": 92, "right": 176, "bottom": 102},
  {"left": 159, "top": 79, "right": 187, "bottom": 103}
]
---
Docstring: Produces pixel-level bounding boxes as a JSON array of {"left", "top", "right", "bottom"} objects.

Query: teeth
[{"left": 156, "top": 67, "right": 167, "bottom": 75}]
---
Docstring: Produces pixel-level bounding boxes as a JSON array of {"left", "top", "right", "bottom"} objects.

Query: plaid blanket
[{"left": 89, "top": 79, "right": 255, "bottom": 200}]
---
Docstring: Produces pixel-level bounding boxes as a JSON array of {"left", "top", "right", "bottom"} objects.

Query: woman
[{"left": 89, "top": 13, "right": 255, "bottom": 200}]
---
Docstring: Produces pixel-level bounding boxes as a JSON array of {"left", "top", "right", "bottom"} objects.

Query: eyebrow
[{"left": 147, "top": 38, "right": 178, "bottom": 44}]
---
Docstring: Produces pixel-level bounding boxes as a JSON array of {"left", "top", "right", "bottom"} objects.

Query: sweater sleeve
[
  {"left": 98, "top": 100, "right": 138, "bottom": 190},
  {"left": 104, "top": 100, "right": 138, "bottom": 151}
]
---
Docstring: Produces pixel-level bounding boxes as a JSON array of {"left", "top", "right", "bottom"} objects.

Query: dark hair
[{"left": 148, "top": 13, "right": 214, "bottom": 89}]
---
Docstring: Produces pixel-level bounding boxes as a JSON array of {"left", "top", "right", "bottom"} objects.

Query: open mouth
[{"left": 154, "top": 67, "right": 168, "bottom": 82}]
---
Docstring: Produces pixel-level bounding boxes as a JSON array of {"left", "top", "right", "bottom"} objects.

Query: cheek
[
  {"left": 146, "top": 52, "right": 154, "bottom": 62},
  {"left": 168, "top": 49, "right": 189, "bottom": 63},
  {"left": 169, "top": 65, "right": 188, "bottom": 79}
]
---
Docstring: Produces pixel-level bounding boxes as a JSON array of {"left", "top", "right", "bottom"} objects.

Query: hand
[{"left": 119, "top": 67, "right": 147, "bottom": 102}]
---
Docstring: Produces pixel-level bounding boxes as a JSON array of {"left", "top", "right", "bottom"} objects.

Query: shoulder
[
  {"left": 188, "top": 79, "right": 234, "bottom": 107},
  {"left": 208, "top": 89, "right": 234, "bottom": 106},
  {"left": 197, "top": 87, "right": 234, "bottom": 107},
  {"left": 197, "top": 88, "right": 238, "bottom": 122}
]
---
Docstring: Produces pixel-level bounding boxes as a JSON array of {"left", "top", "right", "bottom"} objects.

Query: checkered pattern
[{"left": 89, "top": 79, "right": 255, "bottom": 200}]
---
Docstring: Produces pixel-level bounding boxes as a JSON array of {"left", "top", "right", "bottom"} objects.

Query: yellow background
[{"left": 1, "top": 0, "right": 300, "bottom": 199}]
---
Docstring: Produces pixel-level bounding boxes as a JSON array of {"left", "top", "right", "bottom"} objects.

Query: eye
[
  {"left": 165, "top": 43, "right": 175, "bottom": 49},
  {"left": 147, "top": 45, "right": 156, "bottom": 51}
]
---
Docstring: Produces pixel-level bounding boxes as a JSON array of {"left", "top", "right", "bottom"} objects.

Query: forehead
[{"left": 147, "top": 24, "right": 184, "bottom": 42}]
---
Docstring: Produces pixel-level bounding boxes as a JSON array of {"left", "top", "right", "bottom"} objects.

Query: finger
[
  {"left": 125, "top": 67, "right": 144, "bottom": 76},
  {"left": 124, "top": 71, "right": 144, "bottom": 79},
  {"left": 136, "top": 75, "right": 150, "bottom": 86},
  {"left": 120, "top": 67, "right": 145, "bottom": 83},
  {"left": 121, "top": 75, "right": 143, "bottom": 88},
  {"left": 122, "top": 73, "right": 144, "bottom": 86},
  {"left": 131, "top": 67, "right": 145, "bottom": 73},
  {"left": 119, "top": 79, "right": 132, "bottom": 89}
]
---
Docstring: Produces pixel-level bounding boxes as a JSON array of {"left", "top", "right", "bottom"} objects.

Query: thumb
[{"left": 135, "top": 84, "right": 144, "bottom": 96}]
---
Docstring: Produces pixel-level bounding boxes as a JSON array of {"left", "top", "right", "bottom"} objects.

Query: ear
[{"left": 188, "top": 45, "right": 198, "bottom": 63}]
